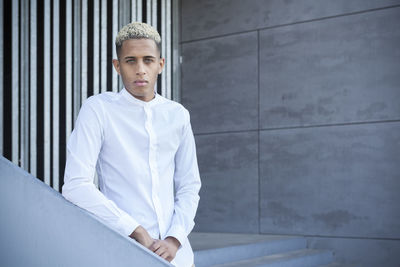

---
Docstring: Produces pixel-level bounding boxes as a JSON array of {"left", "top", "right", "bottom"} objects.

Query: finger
[
  {"left": 166, "top": 255, "right": 174, "bottom": 262},
  {"left": 159, "top": 251, "right": 171, "bottom": 261},
  {"left": 150, "top": 240, "right": 161, "bottom": 252},
  {"left": 166, "top": 252, "right": 175, "bottom": 262},
  {"left": 154, "top": 246, "right": 166, "bottom": 256}
]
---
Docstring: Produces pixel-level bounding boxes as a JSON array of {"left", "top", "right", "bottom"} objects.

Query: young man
[{"left": 62, "top": 22, "right": 201, "bottom": 267}]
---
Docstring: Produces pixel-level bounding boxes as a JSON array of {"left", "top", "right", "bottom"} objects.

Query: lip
[{"left": 134, "top": 80, "right": 148, "bottom": 86}]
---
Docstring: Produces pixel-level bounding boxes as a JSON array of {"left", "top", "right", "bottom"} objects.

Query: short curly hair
[{"left": 115, "top": 22, "right": 161, "bottom": 58}]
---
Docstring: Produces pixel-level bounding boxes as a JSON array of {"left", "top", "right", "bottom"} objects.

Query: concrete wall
[
  {"left": 0, "top": 156, "right": 171, "bottom": 267},
  {"left": 180, "top": 1, "right": 400, "bottom": 266}
]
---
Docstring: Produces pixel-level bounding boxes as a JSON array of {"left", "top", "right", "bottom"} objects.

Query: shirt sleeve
[
  {"left": 165, "top": 108, "right": 201, "bottom": 245},
  {"left": 62, "top": 98, "right": 140, "bottom": 237}
]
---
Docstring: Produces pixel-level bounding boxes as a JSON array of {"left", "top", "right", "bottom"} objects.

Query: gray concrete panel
[
  {"left": 308, "top": 237, "right": 400, "bottom": 267},
  {"left": 259, "top": 7, "right": 400, "bottom": 128},
  {"left": 0, "top": 157, "right": 171, "bottom": 267},
  {"left": 181, "top": 32, "right": 258, "bottom": 134},
  {"left": 194, "top": 132, "right": 259, "bottom": 232},
  {"left": 259, "top": 122, "right": 400, "bottom": 238},
  {"left": 181, "top": 0, "right": 400, "bottom": 41}
]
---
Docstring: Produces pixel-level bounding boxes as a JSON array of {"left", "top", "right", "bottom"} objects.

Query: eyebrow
[{"left": 123, "top": 56, "right": 156, "bottom": 59}]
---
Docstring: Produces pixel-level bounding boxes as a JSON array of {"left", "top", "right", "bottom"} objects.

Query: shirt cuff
[
  {"left": 117, "top": 213, "right": 140, "bottom": 237},
  {"left": 165, "top": 224, "right": 186, "bottom": 248}
]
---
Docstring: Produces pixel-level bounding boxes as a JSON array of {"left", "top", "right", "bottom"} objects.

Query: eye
[
  {"left": 126, "top": 59, "right": 135, "bottom": 63},
  {"left": 144, "top": 58, "right": 154, "bottom": 63}
]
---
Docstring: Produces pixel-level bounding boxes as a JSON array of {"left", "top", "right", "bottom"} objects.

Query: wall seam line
[
  {"left": 257, "top": 29, "right": 261, "bottom": 234},
  {"left": 259, "top": 233, "right": 400, "bottom": 242},
  {"left": 259, "top": 119, "right": 400, "bottom": 132},
  {"left": 305, "top": 235, "right": 400, "bottom": 241},
  {"left": 193, "top": 119, "right": 400, "bottom": 136},
  {"left": 180, "top": 4, "right": 400, "bottom": 44},
  {"left": 194, "top": 129, "right": 259, "bottom": 137}
]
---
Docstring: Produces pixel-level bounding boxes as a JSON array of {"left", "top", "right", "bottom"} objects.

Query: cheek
[{"left": 120, "top": 66, "right": 134, "bottom": 78}]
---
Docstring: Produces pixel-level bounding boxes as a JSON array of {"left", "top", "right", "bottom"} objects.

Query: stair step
[
  {"left": 319, "top": 263, "right": 357, "bottom": 267},
  {"left": 210, "top": 249, "right": 333, "bottom": 267},
  {"left": 190, "top": 232, "right": 307, "bottom": 267}
]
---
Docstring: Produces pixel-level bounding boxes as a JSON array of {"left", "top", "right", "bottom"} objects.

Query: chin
[{"left": 128, "top": 88, "right": 154, "bottom": 98}]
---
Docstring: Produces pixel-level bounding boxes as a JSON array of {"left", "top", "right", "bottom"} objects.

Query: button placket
[{"left": 144, "top": 106, "right": 164, "bottom": 235}]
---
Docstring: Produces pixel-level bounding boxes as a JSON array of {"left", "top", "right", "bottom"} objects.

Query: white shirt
[{"left": 62, "top": 88, "right": 201, "bottom": 267}]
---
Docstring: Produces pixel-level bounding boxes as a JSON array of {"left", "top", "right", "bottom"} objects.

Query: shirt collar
[{"left": 120, "top": 88, "right": 163, "bottom": 107}]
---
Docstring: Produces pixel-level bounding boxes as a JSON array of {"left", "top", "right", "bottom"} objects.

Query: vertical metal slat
[
  {"left": 136, "top": 0, "right": 142, "bottom": 22},
  {"left": 12, "top": 0, "right": 19, "bottom": 165},
  {"left": 112, "top": 0, "right": 118, "bottom": 92},
  {"left": 20, "top": 0, "right": 26, "bottom": 166},
  {"left": 151, "top": 0, "right": 157, "bottom": 28},
  {"left": 73, "top": 0, "right": 81, "bottom": 122},
  {"left": 131, "top": 0, "right": 136, "bottom": 22},
  {"left": 44, "top": 0, "right": 51, "bottom": 185},
  {"left": 146, "top": 0, "right": 151, "bottom": 25},
  {"left": 53, "top": 0, "right": 60, "bottom": 190},
  {"left": 81, "top": 0, "right": 88, "bottom": 102},
  {"left": 66, "top": 0, "right": 73, "bottom": 144},
  {"left": 118, "top": 0, "right": 129, "bottom": 91},
  {"left": 161, "top": 0, "right": 166, "bottom": 97},
  {"left": 93, "top": 0, "right": 100, "bottom": 95},
  {"left": 0, "top": 0, "right": 3, "bottom": 155},
  {"left": 100, "top": 0, "right": 107, "bottom": 93},
  {"left": 30, "top": 0, "right": 37, "bottom": 176},
  {"left": 172, "top": 0, "right": 180, "bottom": 102},
  {"left": 161, "top": 0, "right": 171, "bottom": 99},
  {"left": 147, "top": 0, "right": 157, "bottom": 92},
  {"left": 119, "top": 0, "right": 129, "bottom": 28},
  {"left": 21, "top": 0, "right": 29, "bottom": 169},
  {"left": 93, "top": 0, "right": 100, "bottom": 188},
  {"left": 166, "top": 0, "right": 171, "bottom": 100}
]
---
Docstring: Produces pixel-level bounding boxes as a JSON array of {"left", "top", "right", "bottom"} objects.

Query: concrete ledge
[
  {"left": 190, "top": 232, "right": 307, "bottom": 266},
  {"left": 0, "top": 156, "right": 171, "bottom": 267}
]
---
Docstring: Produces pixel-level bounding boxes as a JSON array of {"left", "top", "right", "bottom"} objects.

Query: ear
[
  {"left": 112, "top": 59, "right": 121, "bottom": 75},
  {"left": 158, "top": 58, "right": 165, "bottom": 74}
]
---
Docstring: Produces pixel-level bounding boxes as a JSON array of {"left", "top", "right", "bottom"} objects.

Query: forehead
[{"left": 120, "top": 39, "right": 159, "bottom": 57}]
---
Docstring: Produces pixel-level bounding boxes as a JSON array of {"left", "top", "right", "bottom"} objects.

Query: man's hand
[
  {"left": 129, "top": 226, "right": 155, "bottom": 249},
  {"left": 130, "top": 227, "right": 180, "bottom": 262},
  {"left": 150, "top": 236, "right": 181, "bottom": 262}
]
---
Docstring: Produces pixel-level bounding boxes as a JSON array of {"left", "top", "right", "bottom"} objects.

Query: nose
[{"left": 136, "top": 61, "right": 146, "bottom": 76}]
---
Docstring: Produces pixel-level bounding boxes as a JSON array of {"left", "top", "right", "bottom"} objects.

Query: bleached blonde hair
[{"left": 115, "top": 22, "right": 161, "bottom": 57}]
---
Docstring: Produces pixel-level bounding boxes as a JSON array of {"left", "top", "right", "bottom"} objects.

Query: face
[{"left": 113, "top": 39, "right": 165, "bottom": 102}]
